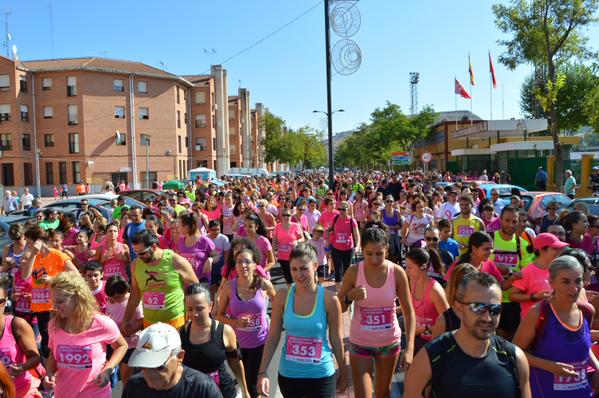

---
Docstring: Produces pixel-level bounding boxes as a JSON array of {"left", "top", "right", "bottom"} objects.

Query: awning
[
  {"left": 490, "top": 140, "right": 554, "bottom": 152},
  {"left": 451, "top": 148, "right": 493, "bottom": 156},
  {"left": 453, "top": 119, "right": 548, "bottom": 140}
]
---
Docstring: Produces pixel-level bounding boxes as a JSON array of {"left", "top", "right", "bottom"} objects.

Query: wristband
[{"left": 257, "top": 371, "right": 267, "bottom": 377}]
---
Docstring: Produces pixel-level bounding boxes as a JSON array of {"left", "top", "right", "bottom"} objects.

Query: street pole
[
  {"left": 324, "top": 0, "right": 334, "bottom": 187},
  {"left": 145, "top": 141, "right": 150, "bottom": 189}
]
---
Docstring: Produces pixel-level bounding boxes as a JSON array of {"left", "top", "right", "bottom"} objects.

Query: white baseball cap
[{"left": 127, "top": 323, "right": 181, "bottom": 368}]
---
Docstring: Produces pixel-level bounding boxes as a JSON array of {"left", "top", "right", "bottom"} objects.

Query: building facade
[{"left": 0, "top": 56, "right": 266, "bottom": 194}]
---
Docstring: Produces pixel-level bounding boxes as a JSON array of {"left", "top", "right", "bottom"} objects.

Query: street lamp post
[{"left": 313, "top": 109, "right": 344, "bottom": 183}]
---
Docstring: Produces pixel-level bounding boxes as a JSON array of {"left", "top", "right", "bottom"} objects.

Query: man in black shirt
[
  {"left": 124, "top": 323, "right": 222, "bottom": 398},
  {"left": 387, "top": 174, "right": 403, "bottom": 201},
  {"left": 404, "top": 273, "right": 531, "bottom": 398}
]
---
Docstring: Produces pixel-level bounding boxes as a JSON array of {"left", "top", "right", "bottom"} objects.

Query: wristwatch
[{"left": 344, "top": 295, "right": 353, "bottom": 305}]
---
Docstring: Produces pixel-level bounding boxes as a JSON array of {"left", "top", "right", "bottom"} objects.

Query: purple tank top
[
  {"left": 227, "top": 278, "right": 268, "bottom": 349},
  {"left": 177, "top": 235, "right": 215, "bottom": 282},
  {"left": 530, "top": 302, "right": 593, "bottom": 397}
]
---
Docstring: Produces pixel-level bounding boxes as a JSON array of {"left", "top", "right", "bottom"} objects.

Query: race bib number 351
[
  {"left": 285, "top": 336, "right": 322, "bottom": 364},
  {"left": 361, "top": 307, "right": 394, "bottom": 331}
]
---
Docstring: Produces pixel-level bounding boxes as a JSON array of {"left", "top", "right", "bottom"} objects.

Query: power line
[{"left": 202, "top": 1, "right": 323, "bottom": 73}]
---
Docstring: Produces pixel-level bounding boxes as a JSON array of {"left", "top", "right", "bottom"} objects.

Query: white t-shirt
[
  {"left": 20, "top": 193, "right": 34, "bottom": 207},
  {"left": 305, "top": 209, "right": 321, "bottom": 234},
  {"left": 436, "top": 202, "right": 460, "bottom": 221},
  {"left": 406, "top": 213, "right": 434, "bottom": 245},
  {"left": 209, "top": 233, "right": 231, "bottom": 264}
]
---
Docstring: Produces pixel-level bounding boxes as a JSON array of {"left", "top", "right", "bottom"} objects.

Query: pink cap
[{"left": 534, "top": 232, "right": 569, "bottom": 250}]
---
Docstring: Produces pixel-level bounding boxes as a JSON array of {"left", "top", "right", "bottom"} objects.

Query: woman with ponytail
[
  {"left": 217, "top": 247, "right": 276, "bottom": 398},
  {"left": 445, "top": 231, "right": 504, "bottom": 284}
]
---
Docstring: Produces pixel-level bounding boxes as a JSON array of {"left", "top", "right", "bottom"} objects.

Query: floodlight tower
[{"left": 410, "top": 72, "right": 420, "bottom": 115}]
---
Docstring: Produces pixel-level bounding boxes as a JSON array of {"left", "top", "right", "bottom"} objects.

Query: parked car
[
  {"left": 560, "top": 197, "right": 599, "bottom": 217},
  {"left": 44, "top": 195, "right": 145, "bottom": 222},
  {"left": 479, "top": 183, "right": 528, "bottom": 198},
  {"left": 0, "top": 215, "right": 33, "bottom": 259},
  {"left": 122, "top": 189, "right": 163, "bottom": 204}
]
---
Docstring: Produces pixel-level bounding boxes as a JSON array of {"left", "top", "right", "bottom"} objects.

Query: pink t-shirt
[
  {"left": 254, "top": 235, "right": 273, "bottom": 269},
  {"left": 319, "top": 210, "right": 339, "bottom": 230},
  {"left": 331, "top": 217, "right": 358, "bottom": 251},
  {"left": 105, "top": 299, "right": 143, "bottom": 349},
  {"left": 222, "top": 205, "right": 236, "bottom": 235},
  {"left": 445, "top": 260, "right": 504, "bottom": 284},
  {"left": 49, "top": 314, "right": 121, "bottom": 398},
  {"left": 274, "top": 223, "right": 303, "bottom": 261},
  {"left": 308, "top": 238, "right": 327, "bottom": 266},
  {"left": 511, "top": 263, "right": 551, "bottom": 319},
  {"left": 92, "top": 282, "right": 108, "bottom": 313},
  {"left": 568, "top": 234, "right": 594, "bottom": 257},
  {"left": 204, "top": 208, "right": 222, "bottom": 221}
]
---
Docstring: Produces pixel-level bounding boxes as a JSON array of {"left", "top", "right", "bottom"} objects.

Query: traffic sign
[
  {"left": 421, "top": 152, "right": 432, "bottom": 163},
  {"left": 391, "top": 151, "right": 411, "bottom": 165}
]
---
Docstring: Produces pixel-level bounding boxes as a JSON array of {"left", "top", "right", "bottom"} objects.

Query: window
[
  {"left": 195, "top": 91, "right": 206, "bottom": 104},
  {"left": 67, "top": 76, "right": 77, "bottom": 96},
  {"left": 230, "top": 144, "right": 237, "bottom": 154},
  {"left": 44, "top": 134, "right": 55, "bottom": 147},
  {"left": 0, "top": 134, "right": 12, "bottom": 150},
  {"left": 116, "top": 133, "right": 126, "bottom": 146},
  {"left": 72, "top": 161, "right": 81, "bottom": 183},
  {"left": 140, "top": 134, "right": 150, "bottom": 146},
  {"left": 23, "top": 163, "right": 33, "bottom": 185},
  {"left": 195, "top": 137, "right": 207, "bottom": 151},
  {"left": 113, "top": 79, "right": 124, "bottom": 92},
  {"left": 19, "top": 76, "right": 27, "bottom": 93},
  {"left": 0, "top": 75, "right": 9, "bottom": 91},
  {"left": 139, "top": 107, "right": 149, "bottom": 120},
  {"left": 176, "top": 87, "right": 180, "bottom": 104},
  {"left": 0, "top": 104, "right": 9, "bottom": 121},
  {"left": 195, "top": 114, "right": 207, "bottom": 128},
  {"left": 213, "top": 137, "right": 216, "bottom": 148},
  {"left": 22, "top": 134, "right": 31, "bottom": 151},
  {"left": 68, "top": 105, "right": 78, "bottom": 125},
  {"left": 197, "top": 160, "right": 208, "bottom": 168},
  {"left": 114, "top": 106, "right": 125, "bottom": 119},
  {"left": 20, "top": 105, "right": 28, "bottom": 122},
  {"left": 177, "top": 111, "right": 181, "bottom": 128},
  {"left": 229, "top": 109, "right": 235, "bottom": 120},
  {"left": 138, "top": 81, "right": 147, "bottom": 93},
  {"left": 42, "top": 77, "right": 52, "bottom": 90},
  {"left": 59, "top": 162, "right": 67, "bottom": 184},
  {"left": 177, "top": 136, "right": 182, "bottom": 153},
  {"left": 229, "top": 127, "right": 236, "bottom": 137},
  {"left": 1, "top": 164, "right": 14, "bottom": 186},
  {"left": 69, "top": 133, "right": 80, "bottom": 153},
  {"left": 45, "top": 162, "right": 54, "bottom": 184},
  {"left": 43, "top": 106, "right": 54, "bottom": 118}
]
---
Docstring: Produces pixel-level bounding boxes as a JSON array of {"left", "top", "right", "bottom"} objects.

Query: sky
[{"left": 6, "top": 0, "right": 599, "bottom": 134}]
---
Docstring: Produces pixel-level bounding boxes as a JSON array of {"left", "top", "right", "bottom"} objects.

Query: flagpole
[
  {"left": 454, "top": 76, "right": 458, "bottom": 131},
  {"left": 469, "top": 53, "right": 473, "bottom": 125},
  {"left": 502, "top": 84, "right": 505, "bottom": 119},
  {"left": 489, "top": 51, "right": 493, "bottom": 120}
]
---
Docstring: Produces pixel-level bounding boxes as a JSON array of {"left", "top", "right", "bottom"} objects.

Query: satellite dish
[
  {"left": 195, "top": 145, "right": 201, "bottom": 151},
  {"left": 115, "top": 130, "right": 122, "bottom": 141},
  {"left": 11, "top": 44, "right": 18, "bottom": 60},
  {"left": 7, "top": 33, "right": 12, "bottom": 41}
]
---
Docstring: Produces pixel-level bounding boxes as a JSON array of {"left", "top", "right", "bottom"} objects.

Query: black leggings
[
  {"left": 331, "top": 248, "right": 354, "bottom": 282},
  {"left": 241, "top": 345, "right": 264, "bottom": 398},
  {"left": 279, "top": 260, "right": 292, "bottom": 284},
  {"left": 34, "top": 311, "right": 51, "bottom": 358},
  {"left": 278, "top": 374, "right": 336, "bottom": 398}
]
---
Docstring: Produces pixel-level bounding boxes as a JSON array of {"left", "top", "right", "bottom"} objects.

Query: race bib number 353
[{"left": 285, "top": 336, "right": 322, "bottom": 364}]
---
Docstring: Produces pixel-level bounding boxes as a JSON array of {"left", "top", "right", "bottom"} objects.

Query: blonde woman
[{"left": 43, "top": 272, "right": 127, "bottom": 397}]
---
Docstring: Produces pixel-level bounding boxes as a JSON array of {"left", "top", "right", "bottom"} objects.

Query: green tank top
[{"left": 134, "top": 249, "right": 185, "bottom": 324}]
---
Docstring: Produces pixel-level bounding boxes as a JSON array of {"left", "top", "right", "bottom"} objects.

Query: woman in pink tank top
[
  {"left": 338, "top": 221, "right": 416, "bottom": 398},
  {"left": 89, "top": 217, "right": 108, "bottom": 251},
  {"left": 0, "top": 284, "right": 42, "bottom": 398},
  {"left": 96, "top": 223, "right": 131, "bottom": 281},
  {"left": 405, "top": 248, "right": 450, "bottom": 352}
]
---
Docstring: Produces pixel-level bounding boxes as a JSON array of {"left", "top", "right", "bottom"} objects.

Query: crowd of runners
[{"left": 0, "top": 170, "right": 596, "bottom": 397}]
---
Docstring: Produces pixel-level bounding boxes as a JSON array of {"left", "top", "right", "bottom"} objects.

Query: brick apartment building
[{"left": 0, "top": 55, "right": 266, "bottom": 195}]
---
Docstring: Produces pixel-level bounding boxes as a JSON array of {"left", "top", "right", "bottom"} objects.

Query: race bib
[
  {"left": 458, "top": 225, "right": 475, "bottom": 237},
  {"left": 31, "top": 288, "right": 49, "bottom": 304},
  {"left": 56, "top": 345, "right": 93, "bottom": 369},
  {"left": 182, "top": 253, "right": 197, "bottom": 268},
  {"left": 285, "top": 336, "right": 322, "bottom": 364},
  {"left": 239, "top": 313, "right": 262, "bottom": 332},
  {"left": 143, "top": 291, "right": 166, "bottom": 310},
  {"left": 104, "top": 264, "right": 122, "bottom": 277},
  {"left": 0, "top": 348, "right": 12, "bottom": 366},
  {"left": 278, "top": 243, "right": 291, "bottom": 255},
  {"left": 336, "top": 233, "right": 349, "bottom": 244},
  {"left": 554, "top": 361, "right": 588, "bottom": 391},
  {"left": 494, "top": 251, "right": 519, "bottom": 269},
  {"left": 15, "top": 297, "right": 31, "bottom": 313},
  {"left": 360, "top": 307, "right": 394, "bottom": 331}
]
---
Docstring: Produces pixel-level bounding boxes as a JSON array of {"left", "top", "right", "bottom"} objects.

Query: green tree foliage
[
  {"left": 334, "top": 103, "right": 437, "bottom": 169},
  {"left": 587, "top": 85, "right": 599, "bottom": 135},
  {"left": 493, "top": 0, "right": 599, "bottom": 187},
  {"left": 260, "top": 111, "right": 326, "bottom": 170},
  {"left": 521, "top": 63, "right": 599, "bottom": 134}
]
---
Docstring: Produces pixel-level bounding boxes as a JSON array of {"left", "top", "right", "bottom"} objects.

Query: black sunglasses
[
  {"left": 425, "top": 237, "right": 439, "bottom": 242},
  {"left": 459, "top": 301, "right": 502, "bottom": 316}
]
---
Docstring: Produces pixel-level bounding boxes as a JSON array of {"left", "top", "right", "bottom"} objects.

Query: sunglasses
[
  {"left": 282, "top": 214, "right": 291, "bottom": 217},
  {"left": 385, "top": 200, "right": 394, "bottom": 203},
  {"left": 297, "top": 208, "right": 305, "bottom": 211},
  {"left": 133, "top": 246, "right": 153, "bottom": 256},
  {"left": 459, "top": 301, "right": 502, "bottom": 316},
  {"left": 337, "top": 208, "right": 348, "bottom": 211},
  {"left": 425, "top": 237, "right": 439, "bottom": 242}
]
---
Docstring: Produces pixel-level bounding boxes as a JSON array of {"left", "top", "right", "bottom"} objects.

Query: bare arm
[
  {"left": 431, "top": 283, "right": 450, "bottom": 317},
  {"left": 264, "top": 250, "right": 276, "bottom": 273},
  {"left": 215, "top": 283, "right": 237, "bottom": 329},
  {"left": 403, "top": 345, "right": 432, "bottom": 398},
  {"left": 12, "top": 317, "right": 40, "bottom": 373},
  {"left": 337, "top": 265, "right": 357, "bottom": 313},
  {"left": 325, "top": 291, "right": 348, "bottom": 393},
  {"left": 515, "top": 346, "right": 532, "bottom": 398},
  {"left": 431, "top": 312, "right": 447, "bottom": 340},
  {"left": 122, "top": 260, "right": 141, "bottom": 327},
  {"left": 172, "top": 252, "right": 200, "bottom": 286},
  {"left": 223, "top": 324, "right": 250, "bottom": 397},
  {"left": 397, "top": 265, "right": 416, "bottom": 369},
  {"left": 256, "top": 288, "right": 286, "bottom": 394}
]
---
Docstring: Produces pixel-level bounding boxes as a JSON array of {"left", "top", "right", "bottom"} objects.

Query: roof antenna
[
  {"left": 159, "top": 61, "right": 165, "bottom": 71},
  {"left": 11, "top": 44, "right": 18, "bottom": 61},
  {"left": 48, "top": 0, "right": 54, "bottom": 58},
  {"left": 0, "top": 8, "right": 12, "bottom": 58}
]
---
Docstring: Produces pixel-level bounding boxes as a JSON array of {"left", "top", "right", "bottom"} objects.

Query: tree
[
  {"left": 587, "top": 85, "right": 599, "bottom": 135},
  {"left": 260, "top": 111, "right": 286, "bottom": 166},
  {"left": 494, "top": 0, "right": 599, "bottom": 187},
  {"left": 521, "top": 63, "right": 599, "bottom": 134},
  {"left": 291, "top": 128, "right": 327, "bottom": 170}
]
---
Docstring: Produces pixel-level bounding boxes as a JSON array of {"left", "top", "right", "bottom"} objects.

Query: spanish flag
[
  {"left": 489, "top": 51, "right": 498, "bottom": 89},
  {"left": 468, "top": 53, "right": 475, "bottom": 86}
]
